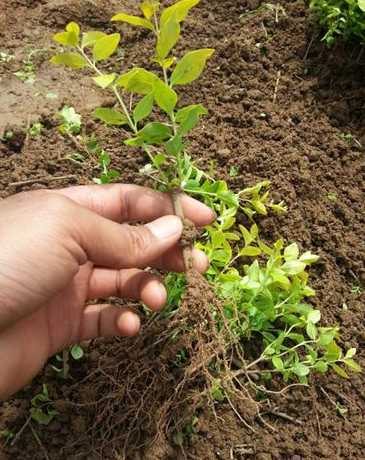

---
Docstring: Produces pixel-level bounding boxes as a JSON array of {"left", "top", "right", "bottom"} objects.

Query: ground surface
[{"left": 0, "top": 0, "right": 364, "bottom": 459}]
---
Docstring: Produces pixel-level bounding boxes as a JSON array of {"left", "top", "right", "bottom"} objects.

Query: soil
[{"left": 0, "top": 0, "right": 365, "bottom": 459}]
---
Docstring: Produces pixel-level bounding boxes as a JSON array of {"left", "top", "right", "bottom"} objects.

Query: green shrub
[{"left": 310, "top": 0, "right": 365, "bottom": 45}]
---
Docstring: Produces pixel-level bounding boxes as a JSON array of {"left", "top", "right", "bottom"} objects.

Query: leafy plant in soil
[
  {"left": 50, "top": 0, "right": 360, "bottom": 453},
  {"left": 310, "top": 0, "right": 365, "bottom": 45}
]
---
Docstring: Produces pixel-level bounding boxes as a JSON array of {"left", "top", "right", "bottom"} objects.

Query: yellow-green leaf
[
  {"left": 50, "top": 53, "right": 88, "bottom": 69},
  {"left": 153, "top": 79, "right": 178, "bottom": 114},
  {"left": 111, "top": 13, "right": 153, "bottom": 30},
  {"left": 53, "top": 31, "right": 78, "bottom": 47},
  {"left": 81, "top": 31, "right": 106, "bottom": 48},
  {"left": 116, "top": 68, "right": 158, "bottom": 94},
  {"left": 359, "top": 0, "right": 365, "bottom": 12},
  {"left": 93, "top": 33, "right": 120, "bottom": 62},
  {"left": 66, "top": 22, "right": 80, "bottom": 36},
  {"left": 93, "top": 108, "right": 128, "bottom": 125},
  {"left": 171, "top": 48, "right": 214, "bottom": 86},
  {"left": 161, "top": 0, "right": 200, "bottom": 26},
  {"left": 343, "top": 358, "right": 361, "bottom": 373},
  {"left": 240, "top": 246, "right": 262, "bottom": 257},
  {"left": 156, "top": 13, "right": 180, "bottom": 60},
  {"left": 331, "top": 363, "right": 349, "bottom": 379},
  {"left": 133, "top": 93, "right": 154, "bottom": 124},
  {"left": 92, "top": 73, "right": 116, "bottom": 89},
  {"left": 140, "top": 1, "right": 160, "bottom": 19}
]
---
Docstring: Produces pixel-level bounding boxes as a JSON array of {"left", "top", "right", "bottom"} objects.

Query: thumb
[{"left": 77, "top": 212, "right": 183, "bottom": 269}]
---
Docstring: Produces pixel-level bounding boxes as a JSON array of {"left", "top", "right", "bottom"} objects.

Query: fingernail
[{"left": 147, "top": 215, "right": 183, "bottom": 240}]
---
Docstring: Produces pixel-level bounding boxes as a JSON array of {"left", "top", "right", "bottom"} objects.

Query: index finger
[{"left": 55, "top": 184, "right": 215, "bottom": 226}]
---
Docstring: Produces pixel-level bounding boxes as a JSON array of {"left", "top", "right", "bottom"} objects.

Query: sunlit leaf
[
  {"left": 81, "top": 31, "right": 106, "bottom": 48},
  {"left": 93, "top": 33, "right": 120, "bottom": 62},
  {"left": 93, "top": 73, "right": 116, "bottom": 89},
  {"left": 153, "top": 79, "right": 178, "bottom": 113},
  {"left": 161, "top": 0, "right": 200, "bottom": 26},
  {"left": 93, "top": 107, "right": 128, "bottom": 125},
  {"left": 171, "top": 48, "right": 214, "bottom": 86},
  {"left": 50, "top": 53, "right": 88, "bottom": 69},
  {"left": 157, "top": 13, "right": 180, "bottom": 60},
  {"left": 112, "top": 13, "right": 153, "bottom": 30},
  {"left": 133, "top": 93, "right": 154, "bottom": 124}
]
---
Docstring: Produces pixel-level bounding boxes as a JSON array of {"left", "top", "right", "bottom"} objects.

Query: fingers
[
  {"left": 76, "top": 213, "right": 184, "bottom": 269},
  {"left": 57, "top": 184, "right": 215, "bottom": 227},
  {"left": 78, "top": 304, "right": 141, "bottom": 341},
  {"left": 88, "top": 268, "right": 167, "bottom": 311}
]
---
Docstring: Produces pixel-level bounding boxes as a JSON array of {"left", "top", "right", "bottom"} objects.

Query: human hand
[{"left": 0, "top": 184, "right": 214, "bottom": 399}]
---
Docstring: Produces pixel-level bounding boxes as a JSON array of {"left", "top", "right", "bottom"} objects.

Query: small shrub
[{"left": 310, "top": 0, "right": 365, "bottom": 45}]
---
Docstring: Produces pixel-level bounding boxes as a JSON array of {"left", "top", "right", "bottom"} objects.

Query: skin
[{"left": 0, "top": 184, "right": 214, "bottom": 400}]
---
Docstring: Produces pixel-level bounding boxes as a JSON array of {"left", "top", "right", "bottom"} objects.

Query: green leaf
[
  {"left": 111, "top": 13, "right": 153, "bottom": 30},
  {"left": 284, "top": 243, "right": 299, "bottom": 261},
  {"left": 318, "top": 328, "right": 338, "bottom": 347},
  {"left": 282, "top": 260, "right": 306, "bottom": 275},
  {"left": 306, "top": 321, "right": 317, "bottom": 340},
  {"left": 157, "top": 13, "right": 180, "bottom": 60},
  {"left": 161, "top": 0, "right": 200, "bottom": 26},
  {"left": 93, "top": 33, "right": 120, "bottom": 62},
  {"left": 92, "top": 73, "right": 116, "bottom": 89},
  {"left": 165, "top": 134, "right": 183, "bottom": 155},
  {"left": 308, "top": 310, "right": 321, "bottom": 324},
  {"left": 93, "top": 108, "right": 128, "bottom": 125},
  {"left": 331, "top": 363, "right": 349, "bottom": 379},
  {"left": 153, "top": 79, "right": 178, "bottom": 114},
  {"left": 175, "top": 104, "right": 207, "bottom": 136},
  {"left": 133, "top": 93, "right": 154, "bottom": 124},
  {"left": 50, "top": 53, "right": 88, "bottom": 69},
  {"left": 81, "top": 31, "right": 106, "bottom": 48},
  {"left": 116, "top": 68, "right": 158, "bottom": 94},
  {"left": 343, "top": 358, "right": 361, "bottom": 373},
  {"left": 239, "top": 224, "right": 253, "bottom": 246},
  {"left": 299, "top": 251, "right": 320, "bottom": 264},
  {"left": 53, "top": 31, "right": 78, "bottom": 47},
  {"left": 272, "top": 356, "right": 284, "bottom": 370},
  {"left": 258, "top": 239, "right": 273, "bottom": 256},
  {"left": 239, "top": 246, "right": 261, "bottom": 257},
  {"left": 70, "top": 344, "right": 84, "bottom": 360},
  {"left": 345, "top": 348, "right": 357, "bottom": 359},
  {"left": 171, "top": 49, "right": 214, "bottom": 86},
  {"left": 292, "top": 363, "right": 310, "bottom": 377},
  {"left": 314, "top": 360, "right": 328, "bottom": 373},
  {"left": 359, "top": 0, "right": 365, "bottom": 12},
  {"left": 140, "top": 1, "right": 160, "bottom": 19},
  {"left": 324, "top": 341, "right": 342, "bottom": 362},
  {"left": 138, "top": 122, "right": 172, "bottom": 144}
]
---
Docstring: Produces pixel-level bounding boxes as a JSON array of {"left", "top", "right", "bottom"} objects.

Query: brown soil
[{"left": 1, "top": 0, "right": 365, "bottom": 459}]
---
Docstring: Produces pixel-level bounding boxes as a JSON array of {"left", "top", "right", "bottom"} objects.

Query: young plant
[
  {"left": 30, "top": 384, "right": 58, "bottom": 426},
  {"left": 51, "top": 0, "right": 360, "bottom": 388},
  {"left": 310, "top": 0, "right": 365, "bottom": 45}
]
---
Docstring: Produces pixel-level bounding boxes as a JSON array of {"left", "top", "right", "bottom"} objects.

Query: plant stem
[
  {"left": 77, "top": 47, "right": 137, "bottom": 133},
  {"left": 171, "top": 189, "right": 193, "bottom": 272}
]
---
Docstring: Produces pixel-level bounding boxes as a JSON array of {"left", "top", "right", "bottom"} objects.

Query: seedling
[
  {"left": 0, "top": 430, "right": 14, "bottom": 445},
  {"left": 14, "top": 48, "right": 45, "bottom": 84},
  {"left": 28, "top": 122, "right": 43, "bottom": 137},
  {"left": 51, "top": 0, "right": 359, "bottom": 389},
  {"left": 0, "top": 130, "right": 14, "bottom": 142},
  {"left": 52, "top": 344, "right": 84, "bottom": 379},
  {"left": 58, "top": 106, "right": 81, "bottom": 135},
  {"left": 30, "top": 384, "right": 58, "bottom": 426},
  {"left": 0, "top": 51, "right": 14, "bottom": 63}
]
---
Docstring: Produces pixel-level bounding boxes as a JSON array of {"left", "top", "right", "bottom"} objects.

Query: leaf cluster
[
  {"left": 310, "top": 0, "right": 365, "bottom": 45},
  {"left": 50, "top": 0, "right": 361, "bottom": 387}
]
